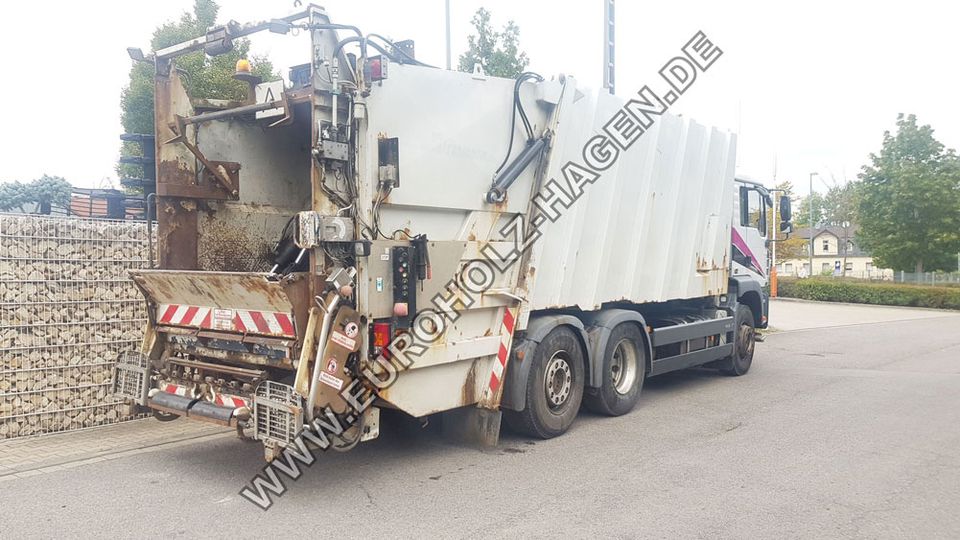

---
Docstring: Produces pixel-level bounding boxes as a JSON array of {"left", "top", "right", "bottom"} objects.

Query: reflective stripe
[
  {"left": 483, "top": 305, "right": 520, "bottom": 402},
  {"left": 156, "top": 304, "right": 296, "bottom": 337}
]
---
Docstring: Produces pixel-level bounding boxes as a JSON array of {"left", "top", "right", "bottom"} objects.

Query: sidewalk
[
  {"left": 769, "top": 297, "right": 960, "bottom": 332},
  {"left": 0, "top": 418, "right": 230, "bottom": 480}
]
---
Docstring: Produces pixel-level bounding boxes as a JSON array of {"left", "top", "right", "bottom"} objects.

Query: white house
[{"left": 778, "top": 226, "right": 894, "bottom": 279}]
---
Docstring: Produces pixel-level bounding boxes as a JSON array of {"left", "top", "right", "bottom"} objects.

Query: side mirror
[
  {"left": 780, "top": 222, "right": 793, "bottom": 233},
  {"left": 779, "top": 196, "right": 792, "bottom": 222}
]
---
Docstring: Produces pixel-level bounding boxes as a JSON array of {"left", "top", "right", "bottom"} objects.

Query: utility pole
[
  {"left": 771, "top": 191, "right": 779, "bottom": 296},
  {"left": 603, "top": 0, "right": 615, "bottom": 94},
  {"left": 444, "top": 0, "right": 451, "bottom": 70},
  {"left": 771, "top": 157, "right": 778, "bottom": 295},
  {"left": 808, "top": 172, "right": 818, "bottom": 277}
]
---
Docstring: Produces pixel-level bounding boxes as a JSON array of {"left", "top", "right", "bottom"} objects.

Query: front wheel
[
  {"left": 720, "top": 305, "right": 756, "bottom": 376},
  {"left": 503, "top": 326, "right": 585, "bottom": 439}
]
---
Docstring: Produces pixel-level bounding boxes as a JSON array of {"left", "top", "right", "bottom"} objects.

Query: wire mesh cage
[
  {"left": 112, "top": 351, "right": 150, "bottom": 406},
  {"left": 0, "top": 214, "right": 151, "bottom": 439},
  {"left": 253, "top": 380, "right": 303, "bottom": 446}
]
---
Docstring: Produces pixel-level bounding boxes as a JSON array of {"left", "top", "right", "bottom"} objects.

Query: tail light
[{"left": 372, "top": 322, "right": 391, "bottom": 357}]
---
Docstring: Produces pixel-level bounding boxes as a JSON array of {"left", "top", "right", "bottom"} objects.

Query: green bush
[{"left": 777, "top": 278, "right": 960, "bottom": 310}]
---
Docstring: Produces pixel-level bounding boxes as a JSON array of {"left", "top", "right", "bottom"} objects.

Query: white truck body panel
[
  {"left": 362, "top": 65, "right": 736, "bottom": 319},
  {"left": 525, "top": 91, "right": 737, "bottom": 312}
]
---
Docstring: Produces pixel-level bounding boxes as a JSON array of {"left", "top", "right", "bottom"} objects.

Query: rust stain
[
  {"left": 461, "top": 359, "right": 479, "bottom": 405},
  {"left": 197, "top": 216, "right": 272, "bottom": 272}
]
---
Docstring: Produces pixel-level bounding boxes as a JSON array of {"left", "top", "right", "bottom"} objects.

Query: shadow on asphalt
[{"left": 147, "top": 367, "right": 731, "bottom": 489}]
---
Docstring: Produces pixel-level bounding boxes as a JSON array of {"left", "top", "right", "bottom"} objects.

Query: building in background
[{"left": 778, "top": 226, "right": 894, "bottom": 280}]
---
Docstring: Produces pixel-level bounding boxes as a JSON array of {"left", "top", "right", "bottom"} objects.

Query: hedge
[{"left": 777, "top": 278, "right": 960, "bottom": 310}]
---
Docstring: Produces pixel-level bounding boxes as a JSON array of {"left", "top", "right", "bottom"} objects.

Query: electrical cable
[
  {"left": 364, "top": 40, "right": 404, "bottom": 64},
  {"left": 515, "top": 71, "right": 543, "bottom": 139},
  {"left": 366, "top": 33, "right": 436, "bottom": 68},
  {"left": 495, "top": 72, "right": 544, "bottom": 174}
]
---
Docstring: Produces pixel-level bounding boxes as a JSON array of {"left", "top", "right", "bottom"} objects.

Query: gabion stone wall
[{"left": 0, "top": 214, "right": 150, "bottom": 439}]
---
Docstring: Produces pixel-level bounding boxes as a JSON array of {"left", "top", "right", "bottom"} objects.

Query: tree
[
  {"left": 792, "top": 192, "right": 825, "bottom": 231},
  {"left": 457, "top": 8, "right": 529, "bottom": 78},
  {"left": 821, "top": 183, "right": 859, "bottom": 228},
  {"left": 820, "top": 183, "right": 859, "bottom": 275},
  {"left": 118, "top": 0, "right": 276, "bottom": 179},
  {"left": 858, "top": 114, "right": 960, "bottom": 273},
  {"left": 0, "top": 175, "right": 72, "bottom": 214}
]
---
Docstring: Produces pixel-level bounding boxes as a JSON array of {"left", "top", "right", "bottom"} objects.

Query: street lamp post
[
  {"left": 808, "top": 172, "right": 818, "bottom": 277},
  {"left": 444, "top": 0, "right": 451, "bottom": 70},
  {"left": 603, "top": 0, "right": 615, "bottom": 94}
]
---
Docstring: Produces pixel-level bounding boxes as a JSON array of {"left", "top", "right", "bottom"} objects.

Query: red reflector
[
  {"left": 373, "top": 323, "right": 391, "bottom": 348},
  {"left": 370, "top": 57, "right": 384, "bottom": 80}
]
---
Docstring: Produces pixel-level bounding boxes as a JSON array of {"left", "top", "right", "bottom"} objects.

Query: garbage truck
[{"left": 113, "top": 5, "right": 790, "bottom": 460}]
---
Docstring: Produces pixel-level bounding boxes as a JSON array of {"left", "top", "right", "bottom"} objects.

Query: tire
[
  {"left": 503, "top": 326, "right": 585, "bottom": 438},
  {"left": 720, "top": 305, "right": 756, "bottom": 376},
  {"left": 584, "top": 323, "right": 646, "bottom": 416}
]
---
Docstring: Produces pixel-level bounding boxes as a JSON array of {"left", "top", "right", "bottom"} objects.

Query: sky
[{"left": 1, "top": 0, "right": 958, "bottom": 198}]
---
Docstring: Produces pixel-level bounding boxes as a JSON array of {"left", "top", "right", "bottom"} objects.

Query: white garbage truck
[{"left": 113, "top": 5, "right": 790, "bottom": 459}]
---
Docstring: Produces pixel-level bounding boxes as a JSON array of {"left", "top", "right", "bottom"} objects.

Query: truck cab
[
  {"left": 730, "top": 177, "right": 792, "bottom": 329},
  {"left": 733, "top": 177, "right": 772, "bottom": 286}
]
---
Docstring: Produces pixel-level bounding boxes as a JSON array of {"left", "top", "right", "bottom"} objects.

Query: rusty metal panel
[
  {"left": 196, "top": 207, "right": 286, "bottom": 273},
  {"left": 155, "top": 64, "right": 201, "bottom": 270},
  {"left": 130, "top": 270, "right": 310, "bottom": 340}
]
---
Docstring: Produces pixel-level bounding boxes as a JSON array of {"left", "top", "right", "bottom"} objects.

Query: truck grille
[
  {"left": 112, "top": 351, "right": 150, "bottom": 406},
  {"left": 252, "top": 381, "right": 303, "bottom": 446}
]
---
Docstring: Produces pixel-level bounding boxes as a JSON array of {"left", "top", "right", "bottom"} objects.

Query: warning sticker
[
  {"left": 331, "top": 331, "right": 356, "bottom": 350},
  {"left": 319, "top": 371, "right": 344, "bottom": 391},
  {"left": 344, "top": 321, "right": 359, "bottom": 338},
  {"left": 212, "top": 308, "right": 233, "bottom": 330},
  {"left": 325, "top": 358, "right": 338, "bottom": 374}
]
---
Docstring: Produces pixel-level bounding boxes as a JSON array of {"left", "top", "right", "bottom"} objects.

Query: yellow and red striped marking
[
  {"left": 163, "top": 383, "right": 193, "bottom": 397},
  {"left": 481, "top": 305, "right": 519, "bottom": 406},
  {"left": 214, "top": 392, "right": 249, "bottom": 409},
  {"left": 156, "top": 303, "right": 295, "bottom": 338}
]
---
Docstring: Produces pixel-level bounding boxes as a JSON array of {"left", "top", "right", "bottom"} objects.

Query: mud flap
[{"left": 441, "top": 406, "right": 502, "bottom": 448}]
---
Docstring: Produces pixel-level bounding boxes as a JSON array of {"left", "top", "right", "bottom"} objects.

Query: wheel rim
[
  {"left": 738, "top": 323, "right": 755, "bottom": 359},
  {"left": 610, "top": 338, "right": 639, "bottom": 395},
  {"left": 543, "top": 351, "right": 573, "bottom": 410}
]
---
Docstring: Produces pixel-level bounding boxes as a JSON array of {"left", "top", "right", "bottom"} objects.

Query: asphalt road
[{"left": 2, "top": 308, "right": 959, "bottom": 539}]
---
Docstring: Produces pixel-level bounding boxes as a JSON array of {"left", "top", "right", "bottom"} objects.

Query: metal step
[{"left": 148, "top": 391, "right": 247, "bottom": 427}]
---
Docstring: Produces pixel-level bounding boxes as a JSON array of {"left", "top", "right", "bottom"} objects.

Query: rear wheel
[
  {"left": 584, "top": 323, "right": 646, "bottom": 416},
  {"left": 503, "top": 326, "right": 585, "bottom": 438},
  {"left": 720, "top": 305, "right": 756, "bottom": 376}
]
